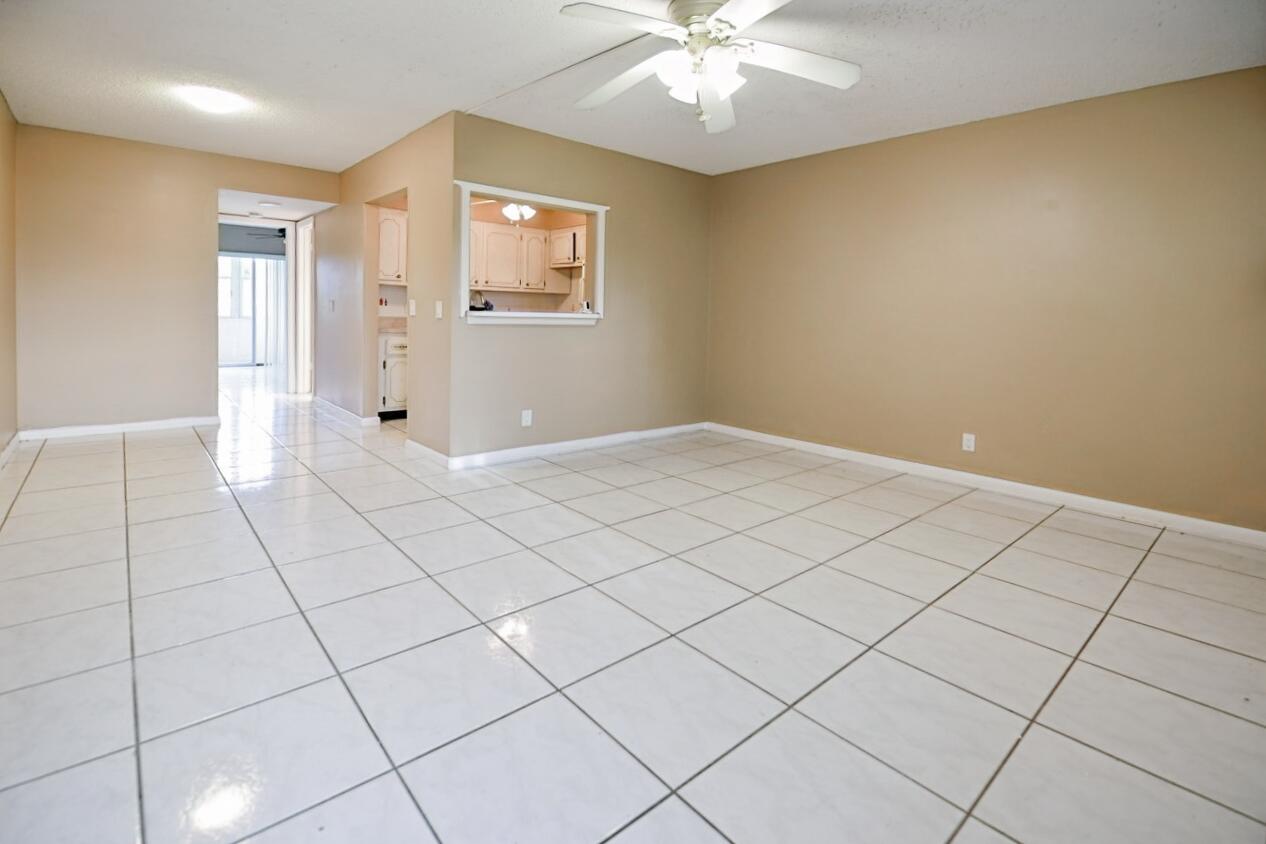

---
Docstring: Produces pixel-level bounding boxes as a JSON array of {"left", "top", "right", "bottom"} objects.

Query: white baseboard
[
  {"left": 0, "top": 433, "right": 20, "bottom": 469},
  {"left": 418, "top": 422, "right": 708, "bottom": 471},
  {"left": 707, "top": 423, "right": 1266, "bottom": 550},
  {"left": 404, "top": 439, "right": 452, "bottom": 466},
  {"left": 313, "top": 397, "right": 380, "bottom": 428},
  {"left": 19, "top": 416, "right": 222, "bottom": 441}
]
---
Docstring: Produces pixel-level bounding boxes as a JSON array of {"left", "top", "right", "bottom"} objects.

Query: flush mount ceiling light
[
  {"left": 563, "top": 0, "right": 861, "bottom": 134},
  {"left": 173, "top": 85, "right": 251, "bottom": 115},
  {"left": 257, "top": 201, "right": 282, "bottom": 208},
  {"left": 502, "top": 203, "right": 537, "bottom": 222}
]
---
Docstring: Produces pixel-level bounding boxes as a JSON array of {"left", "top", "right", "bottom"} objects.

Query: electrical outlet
[
  {"left": 962, "top": 432, "right": 976, "bottom": 453},
  {"left": 521, "top": 409, "right": 533, "bottom": 428}
]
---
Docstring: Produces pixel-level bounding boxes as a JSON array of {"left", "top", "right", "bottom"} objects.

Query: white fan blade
[
  {"left": 561, "top": 3, "right": 686, "bottom": 39},
  {"left": 576, "top": 51, "right": 675, "bottom": 109},
  {"left": 707, "top": 0, "right": 794, "bottom": 34},
  {"left": 697, "top": 78, "right": 737, "bottom": 134},
  {"left": 739, "top": 39, "right": 861, "bottom": 90}
]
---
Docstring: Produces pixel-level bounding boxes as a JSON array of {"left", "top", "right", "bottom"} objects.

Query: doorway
[
  {"left": 217, "top": 218, "right": 291, "bottom": 399},
  {"left": 217, "top": 253, "right": 287, "bottom": 369},
  {"left": 217, "top": 190, "right": 333, "bottom": 403}
]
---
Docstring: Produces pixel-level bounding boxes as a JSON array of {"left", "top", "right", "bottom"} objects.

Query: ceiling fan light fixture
[
  {"left": 708, "top": 67, "right": 746, "bottom": 100},
  {"left": 563, "top": 0, "right": 862, "bottom": 133},
  {"left": 654, "top": 50, "right": 695, "bottom": 91},
  {"left": 668, "top": 81, "right": 699, "bottom": 104},
  {"left": 703, "top": 46, "right": 747, "bottom": 100}
]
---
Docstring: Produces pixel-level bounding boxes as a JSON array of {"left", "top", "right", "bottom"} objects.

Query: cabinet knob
[{"left": 396, "top": 273, "right": 401, "bottom": 278}]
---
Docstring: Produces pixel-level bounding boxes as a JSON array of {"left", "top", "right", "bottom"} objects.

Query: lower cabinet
[{"left": 379, "top": 333, "right": 407, "bottom": 412}]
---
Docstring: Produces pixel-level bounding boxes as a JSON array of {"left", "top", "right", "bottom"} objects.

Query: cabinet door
[
  {"left": 549, "top": 229, "right": 574, "bottom": 267},
  {"left": 484, "top": 224, "right": 521, "bottom": 288},
  {"left": 543, "top": 267, "right": 572, "bottom": 295},
  {"left": 521, "top": 229, "right": 547, "bottom": 289},
  {"left": 383, "top": 356, "right": 407, "bottom": 410},
  {"left": 377, "top": 209, "right": 407, "bottom": 281},
  {"left": 469, "top": 221, "right": 486, "bottom": 288},
  {"left": 573, "top": 224, "right": 586, "bottom": 263}
]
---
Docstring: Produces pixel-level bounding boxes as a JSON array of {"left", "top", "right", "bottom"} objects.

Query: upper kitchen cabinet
[
  {"left": 377, "top": 207, "right": 407, "bottom": 283},
  {"left": 480, "top": 222, "right": 522, "bottom": 289},
  {"left": 549, "top": 225, "right": 586, "bottom": 268},
  {"left": 522, "top": 229, "right": 548, "bottom": 289},
  {"left": 470, "top": 221, "right": 549, "bottom": 291},
  {"left": 469, "top": 221, "right": 485, "bottom": 289}
]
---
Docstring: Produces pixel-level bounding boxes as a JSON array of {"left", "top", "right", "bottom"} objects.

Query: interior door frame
[
  {"left": 294, "top": 217, "right": 315, "bottom": 395},
  {"left": 218, "top": 214, "right": 298, "bottom": 389}
]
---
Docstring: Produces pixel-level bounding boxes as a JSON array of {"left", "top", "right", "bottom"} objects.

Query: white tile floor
[{"left": 0, "top": 367, "right": 1264, "bottom": 842}]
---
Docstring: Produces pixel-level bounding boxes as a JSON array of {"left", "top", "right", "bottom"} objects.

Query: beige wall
[
  {"left": 324, "top": 113, "right": 455, "bottom": 449},
  {"left": 0, "top": 92, "right": 15, "bottom": 449},
  {"left": 15, "top": 126, "right": 337, "bottom": 429},
  {"left": 707, "top": 68, "right": 1266, "bottom": 530},
  {"left": 450, "top": 114, "right": 711, "bottom": 457},
  {"left": 314, "top": 202, "right": 370, "bottom": 418}
]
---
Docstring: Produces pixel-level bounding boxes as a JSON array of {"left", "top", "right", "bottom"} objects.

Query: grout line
[
  {"left": 942, "top": 525, "right": 1167, "bottom": 842},
  {"left": 612, "top": 487, "right": 1034, "bottom": 810},
  {"left": 188, "top": 416, "right": 448, "bottom": 844},
  {"left": 119, "top": 433, "right": 149, "bottom": 844}
]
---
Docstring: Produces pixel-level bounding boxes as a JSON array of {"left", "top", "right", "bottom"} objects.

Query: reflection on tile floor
[{"left": 0, "top": 367, "right": 1264, "bottom": 842}]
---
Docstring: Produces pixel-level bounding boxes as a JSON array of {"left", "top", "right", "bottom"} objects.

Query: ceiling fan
[{"left": 561, "top": 0, "right": 861, "bottom": 134}]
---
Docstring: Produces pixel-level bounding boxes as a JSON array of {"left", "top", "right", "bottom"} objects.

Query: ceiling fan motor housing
[
  {"left": 668, "top": 0, "right": 727, "bottom": 30},
  {"left": 669, "top": 0, "right": 733, "bottom": 67}
]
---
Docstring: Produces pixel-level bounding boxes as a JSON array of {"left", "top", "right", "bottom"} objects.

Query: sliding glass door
[{"left": 217, "top": 255, "right": 287, "bottom": 369}]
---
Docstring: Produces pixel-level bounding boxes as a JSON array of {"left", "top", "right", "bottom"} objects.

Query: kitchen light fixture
[
  {"left": 501, "top": 203, "right": 537, "bottom": 222},
  {"left": 173, "top": 85, "right": 251, "bottom": 115},
  {"left": 258, "top": 200, "right": 282, "bottom": 208}
]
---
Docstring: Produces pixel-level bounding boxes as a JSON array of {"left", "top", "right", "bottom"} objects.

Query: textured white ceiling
[
  {"left": 0, "top": 0, "right": 635, "bottom": 171},
  {"left": 1, "top": 0, "right": 1263, "bottom": 176}
]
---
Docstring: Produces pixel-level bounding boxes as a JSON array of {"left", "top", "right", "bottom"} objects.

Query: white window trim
[{"left": 455, "top": 180, "right": 607, "bottom": 326}]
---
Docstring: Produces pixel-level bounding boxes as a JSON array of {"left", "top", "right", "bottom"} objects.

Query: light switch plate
[
  {"left": 434, "top": 300, "right": 443, "bottom": 319},
  {"left": 962, "top": 432, "right": 976, "bottom": 453},
  {"left": 408, "top": 299, "right": 417, "bottom": 317},
  {"left": 521, "top": 409, "right": 533, "bottom": 427}
]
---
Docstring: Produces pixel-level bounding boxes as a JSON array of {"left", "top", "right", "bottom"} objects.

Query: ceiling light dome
[{"left": 173, "top": 85, "right": 251, "bottom": 115}]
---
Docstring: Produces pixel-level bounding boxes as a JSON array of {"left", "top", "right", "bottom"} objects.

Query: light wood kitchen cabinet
[
  {"left": 469, "top": 221, "right": 485, "bottom": 288},
  {"left": 469, "top": 221, "right": 550, "bottom": 291},
  {"left": 521, "top": 229, "right": 547, "bottom": 289},
  {"left": 377, "top": 207, "right": 407, "bottom": 282},
  {"left": 548, "top": 225, "right": 586, "bottom": 268},
  {"left": 483, "top": 223, "right": 521, "bottom": 288}
]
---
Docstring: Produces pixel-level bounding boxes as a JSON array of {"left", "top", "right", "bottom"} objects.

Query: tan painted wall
[
  {"left": 322, "top": 113, "right": 455, "bottom": 449},
  {"left": 0, "top": 92, "right": 15, "bottom": 449},
  {"left": 707, "top": 68, "right": 1266, "bottom": 530},
  {"left": 15, "top": 126, "right": 337, "bottom": 429},
  {"left": 450, "top": 114, "right": 711, "bottom": 457},
  {"left": 313, "top": 202, "right": 370, "bottom": 418}
]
